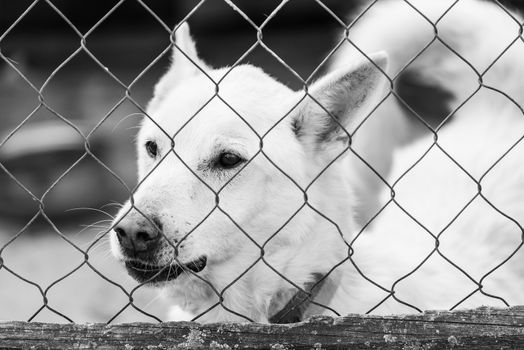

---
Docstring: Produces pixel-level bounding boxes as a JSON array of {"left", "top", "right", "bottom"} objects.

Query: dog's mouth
[{"left": 124, "top": 256, "right": 207, "bottom": 284}]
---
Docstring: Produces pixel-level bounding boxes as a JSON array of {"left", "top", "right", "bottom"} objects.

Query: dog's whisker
[
  {"left": 81, "top": 230, "right": 113, "bottom": 250},
  {"left": 67, "top": 206, "right": 115, "bottom": 219},
  {"left": 95, "top": 239, "right": 115, "bottom": 260},
  {"left": 101, "top": 202, "right": 123, "bottom": 210},
  {"left": 84, "top": 240, "right": 107, "bottom": 256},
  {"left": 71, "top": 220, "right": 112, "bottom": 239},
  {"left": 81, "top": 224, "right": 112, "bottom": 231},
  {"left": 142, "top": 293, "right": 164, "bottom": 310},
  {"left": 92, "top": 228, "right": 114, "bottom": 241},
  {"left": 80, "top": 219, "right": 113, "bottom": 228},
  {"left": 165, "top": 264, "right": 173, "bottom": 285},
  {"left": 112, "top": 113, "right": 145, "bottom": 133}
]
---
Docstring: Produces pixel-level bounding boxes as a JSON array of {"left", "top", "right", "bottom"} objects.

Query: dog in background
[{"left": 110, "top": 0, "right": 524, "bottom": 322}]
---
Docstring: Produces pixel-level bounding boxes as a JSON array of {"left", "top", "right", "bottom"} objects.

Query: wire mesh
[{"left": 0, "top": 0, "right": 523, "bottom": 324}]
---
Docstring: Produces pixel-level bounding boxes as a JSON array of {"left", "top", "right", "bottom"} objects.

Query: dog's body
[
  {"left": 110, "top": 0, "right": 524, "bottom": 322},
  {"left": 328, "top": 0, "right": 524, "bottom": 315}
]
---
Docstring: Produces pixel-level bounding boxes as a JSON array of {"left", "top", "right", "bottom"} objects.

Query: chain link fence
[{"left": 0, "top": 0, "right": 523, "bottom": 325}]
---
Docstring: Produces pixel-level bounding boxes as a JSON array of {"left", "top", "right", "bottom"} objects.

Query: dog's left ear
[
  {"left": 148, "top": 22, "right": 211, "bottom": 112},
  {"left": 292, "top": 52, "right": 388, "bottom": 152}
]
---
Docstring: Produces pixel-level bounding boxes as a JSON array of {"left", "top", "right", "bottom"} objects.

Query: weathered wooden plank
[{"left": 0, "top": 306, "right": 522, "bottom": 349}]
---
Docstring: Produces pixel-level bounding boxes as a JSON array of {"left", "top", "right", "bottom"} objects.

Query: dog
[{"left": 110, "top": 0, "right": 524, "bottom": 323}]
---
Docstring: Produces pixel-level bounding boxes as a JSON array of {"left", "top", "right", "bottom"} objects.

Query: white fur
[
  {"left": 330, "top": 0, "right": 524, "bottom": 315},
  {"left": 111, "top": 0, "right": 524, "bottom": 322}
]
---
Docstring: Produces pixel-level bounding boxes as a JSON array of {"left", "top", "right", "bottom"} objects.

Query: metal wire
[{"left": 0, "top": 0, "right": 522, "bottom": 324}]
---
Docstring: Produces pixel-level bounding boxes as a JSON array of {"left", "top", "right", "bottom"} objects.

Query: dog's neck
[{"left": 268, "top": 272, "right": 337, "bottom": 323}]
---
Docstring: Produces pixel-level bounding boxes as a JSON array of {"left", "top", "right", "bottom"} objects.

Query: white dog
[{"left": 110, "top": 0, "right": 524, "bottom": 323}]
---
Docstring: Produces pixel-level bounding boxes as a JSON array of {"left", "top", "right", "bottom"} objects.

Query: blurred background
[{"left": 0, "top": 0, "right": 523, "bottom": 323}]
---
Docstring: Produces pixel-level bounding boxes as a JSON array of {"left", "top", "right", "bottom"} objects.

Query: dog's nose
[{"left": 114, "top": 219, "right": 161, "bottom": 256}]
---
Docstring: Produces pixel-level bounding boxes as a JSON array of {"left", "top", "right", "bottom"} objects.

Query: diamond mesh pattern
[{"left": 0, "top": 0, "right": 523, "bottom": 324}]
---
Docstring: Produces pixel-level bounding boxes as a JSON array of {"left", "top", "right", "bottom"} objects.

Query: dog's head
[{"left": 109, "top": 23, "right": 387, "bottom": 319}]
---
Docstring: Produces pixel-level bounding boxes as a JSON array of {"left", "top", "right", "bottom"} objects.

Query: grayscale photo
[{"left": 1, "top": 0, "right": 523, "bottom": 348}]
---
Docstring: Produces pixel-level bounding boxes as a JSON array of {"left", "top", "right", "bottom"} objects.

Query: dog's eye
[
  {"left": 217, "top": 152, "right": 243, "bottom": 169},
  {"left": 145, "top": 141, "right": 158, "bottom": 158}
]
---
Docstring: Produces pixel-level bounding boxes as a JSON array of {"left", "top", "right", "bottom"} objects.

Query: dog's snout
[{"left": 114, "top": 218, "right": 161, "bottom": 256}]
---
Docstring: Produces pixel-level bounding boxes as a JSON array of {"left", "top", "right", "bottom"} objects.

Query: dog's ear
[
  {"left": 292, "top": 52, "right": 388, "bottom": 152},
  {"left": 148, "top": 22, "right": 210, "bottom": 112}
]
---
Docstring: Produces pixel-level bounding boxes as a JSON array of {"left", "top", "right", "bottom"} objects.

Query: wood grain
[{"left": 0, "top": 306, "right": 522, "bottom": 349}]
